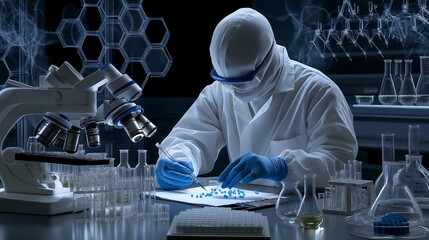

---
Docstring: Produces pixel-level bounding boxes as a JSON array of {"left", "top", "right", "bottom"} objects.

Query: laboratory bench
[{"left": 0, "top": 182, "right": 371, "bottom": 240}]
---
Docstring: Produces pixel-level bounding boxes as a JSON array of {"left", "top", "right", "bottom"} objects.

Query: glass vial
[
  {"left": 373, "top": 133, "right": 396, "bottom": 198},
  {"left": 296, "top": 174, "right": 323, "bottom": 228},
  {"left": 416, "top": 56, "right": 429, "bottom": 105},
  {"left": 393, "top": 59, "right": 403, "bottom": 95},
  {"left": 379, "top": 59, "right": 397, "bottom": 105},
  {"left": 398, "top": 59, "right": 417, "bottom": 105},
  {"left": 118, "top": 149, "right": 131, "bottom": 168},
  {"left": 275, "top": 180, "right": 303, "bottom": 224}
]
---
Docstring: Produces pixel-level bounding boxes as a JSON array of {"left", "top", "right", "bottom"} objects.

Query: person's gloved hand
[
  {"left": 218, "top": 152, "right": 288, "bottom": 189},
  {"left": 155, "top": 158, "right": 194, "bottom": 190}
]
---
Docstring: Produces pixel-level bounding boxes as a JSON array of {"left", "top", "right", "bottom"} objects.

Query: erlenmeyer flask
[
  {"left": 416, "top": 56, "right": 429, "bottom": 106},
  {"left": 379, "top": 59, "right": 397, "bottom": 105},
  {"left": 393, "top": 59, "right": 403, "bottom": 94},
  {"left": 405, "top": 155, "right": 429, "bottom": 215},
  {"left": 369, "top": 161, "right": 423, "bottom": 225},
  {"left": 373, "top": 133, "right": 396, "bottom": 197},
  {"left": 296, "top": 174, "right": 323, "bottom": 228},
  {"left": 398, "top": 59, "right": 417, "bottom": 106},
  {"left": 275, "top": 180, "right": 303, "bottom": 224}
]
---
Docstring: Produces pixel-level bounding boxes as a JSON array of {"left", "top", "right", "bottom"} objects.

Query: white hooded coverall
[{"left": 158, "top": 8, "right": 358, "bottom": 188}]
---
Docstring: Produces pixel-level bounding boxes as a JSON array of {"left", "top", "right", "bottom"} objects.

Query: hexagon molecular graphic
[
  {"left": 56, "top": 19, "right": 85, "bottom": 47},
  {"left": 55, "top": 0, "right": 171, "bottom": 83},
  {"left": 81, "top": 0, "right": 102, "bottom": 7},
  {"left": 121, "top": 33, "right": 148, "bottom": 60},
  {"left": 143, "top": 47, "right": 172, "bottom": 77},
  {"left": 144, "top": 18, "right": 169, "bottom": 46},
  {"left": 101, "top": 20, "right": 125, "bottom": 47},
  {"left": 120, "top": 7, "right": 147, "bottom": 33}
]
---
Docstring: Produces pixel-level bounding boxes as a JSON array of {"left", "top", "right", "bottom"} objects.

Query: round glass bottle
[
  {"left": 275, "top": 180, "right": 302, "bottom": 224},
  {"left": 416, "top": 56, "right": 429, "bottom": 105},
  {"left": 398, "top": 59, "right": 417, "bottom": 105},
  {"left": 296, "top": 174, "right": 323, "bottom": 228},
  {"left": 379, "top": 59, "right": 397, "bottom": 105}
]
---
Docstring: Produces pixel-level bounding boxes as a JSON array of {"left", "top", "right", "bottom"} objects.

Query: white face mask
[{"left": 222, "top": 76, "right": 263, "bottom": 103}]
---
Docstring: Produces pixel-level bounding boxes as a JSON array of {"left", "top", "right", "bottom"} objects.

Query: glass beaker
[
  {"left": 369, "top": 161, "right": 423, "bottom": 224},
  {"left": 416, "top": 56, "right": 429, "bottom": 106},
  {"left": 393, "top": 59, "right": 403, "bottom": 94},
  {"left": 374, "top": 133, "right": 396, "bottom": 197},
  {"left": 398, "top": 59, "right": 417, "bottom": 106},
  {"left": 296, "top": 174, "right": 323, "bottom": 228},
  {"left": 275, "top": 180, "right": 303, "bottom": 224},
  {"left": 379, "top": 59, "right": 397, "bottom": 105}
]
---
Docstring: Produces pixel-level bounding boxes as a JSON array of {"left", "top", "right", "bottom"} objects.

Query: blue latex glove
[
  {"left": 218, "top": 152, "right": 288, "bottom": 189},
  {"left": 155, "top": 158, "right": 194, "bottom": 190}
]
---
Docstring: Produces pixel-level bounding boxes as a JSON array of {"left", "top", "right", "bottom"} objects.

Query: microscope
[{"left": 0, "top": 61, "right": 156, "bottom": 215}]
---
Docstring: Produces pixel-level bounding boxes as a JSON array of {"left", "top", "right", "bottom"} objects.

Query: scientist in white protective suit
[{"left": 155, "top": 7, "right": 358, "bottom": 190}]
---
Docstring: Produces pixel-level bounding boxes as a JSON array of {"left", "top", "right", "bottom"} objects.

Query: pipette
[{"left": 155, "top": 142, "right": 207, "bottom": 191}]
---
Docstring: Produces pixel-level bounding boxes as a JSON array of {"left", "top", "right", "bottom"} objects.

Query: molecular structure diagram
[
  {"left": 308, "top": 0, "right": 429, "bottom": 61},
  {"left": 0, "top": 0, "right": 171, "bottom": 89}
]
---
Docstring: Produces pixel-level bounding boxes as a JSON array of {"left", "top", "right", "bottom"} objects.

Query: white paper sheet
[{"left": 155, "top": 185, "right": 278, "bottom": 207}]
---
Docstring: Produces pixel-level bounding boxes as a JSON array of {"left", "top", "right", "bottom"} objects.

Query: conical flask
[
  {"left": 369, "top": 161, "right": 423, "bottom": 225},
  {"left": 275, "top": 180, "right": 303, "bottom": 224},
  {"left": 398, "top": 59, "right": 417, "bottom": 106},
  {"left": 378, "top": 59, "right": 397, "bottom": 105},
  {"left": 405, "top": 154, "right": 429, "bottom": 218},
  {"left": 416, "top": 56, "right": 429, "bottom": 106},
  {"left": 393, "top": 59, "right": 403, "bottom": 95},
  {"left": 373, "top": 133, "right": 396, "bottom": 197},
  {"left": 296, "top": 174, "right": 323, "bottom": 228}
]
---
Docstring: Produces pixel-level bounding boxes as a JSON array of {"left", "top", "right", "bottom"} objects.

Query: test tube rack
[
  {"left": 167, "top": 207, "right": 270, "bottom": 240},
  {"left": 322, "top": 179, "right": 373, "bottom": 215}
]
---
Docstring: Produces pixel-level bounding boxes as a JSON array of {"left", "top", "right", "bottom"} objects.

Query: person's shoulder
[{"left": 292, "top": 61, "right": 334, "bottom": 85}]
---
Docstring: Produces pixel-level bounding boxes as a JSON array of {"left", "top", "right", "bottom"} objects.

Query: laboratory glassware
[
  {"left": 408, "top": 124, "right": 420, "bottom": 156},
  {"left": 398, "top": 59, "right": 417, "bottom": 106},
  {"left": 135, "top": 149, "right": 147, "bottom": 218},
  {"left": 275, "top": 179, "right": 303, "bottom": 224},
  {"left": 373, "top": 133, "right": 396, "bottom": 197},
  {"left": 379, "top": 59, "right": 397, "bottom": 105},
  {"left": 369, "top": 161, "right": 423, "bottom": 225},
  {"left": 296, "top": 174, "right": 323, "bottom": 228},
  {"left": 404, "top": 154, "right": 429, "bottom": 217},
  {"left": 416, "top": 56, "right": 429, "bottom": 105},
  {"left": 118, "top": 149, "right": 131, "bottom": 168},
  {"left": 392, "top": 59, "right": 403, "bottom": 94}
]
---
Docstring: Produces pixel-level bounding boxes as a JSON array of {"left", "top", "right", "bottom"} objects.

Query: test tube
[
  {"left": 408, "top": 124, "right": 420, "bottom": 156},
  {"left": 354, "top": 161, "right": 362, "bottom": 180}
]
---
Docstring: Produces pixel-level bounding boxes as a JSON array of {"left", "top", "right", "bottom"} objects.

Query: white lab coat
[{"left": 159, "top": 45, "right": 358, "bottom": 189}]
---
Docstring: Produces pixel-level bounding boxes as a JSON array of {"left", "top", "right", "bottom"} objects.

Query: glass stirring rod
[{"left": 155, "top": 142, "right": 207, "bottom": 191}]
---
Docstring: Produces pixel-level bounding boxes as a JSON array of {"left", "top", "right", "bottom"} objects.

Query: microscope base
[{"left": 0, "top": 188, "right": 74, "bottom": 215}]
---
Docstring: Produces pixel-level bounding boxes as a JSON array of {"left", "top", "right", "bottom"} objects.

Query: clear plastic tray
[{"left": 349, "top": 225, "right": 429, "bottom": 239}]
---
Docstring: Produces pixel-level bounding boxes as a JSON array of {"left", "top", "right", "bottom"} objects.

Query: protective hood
[{"left": 209, "top": 8, "right": 283, "bottom": 102}]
